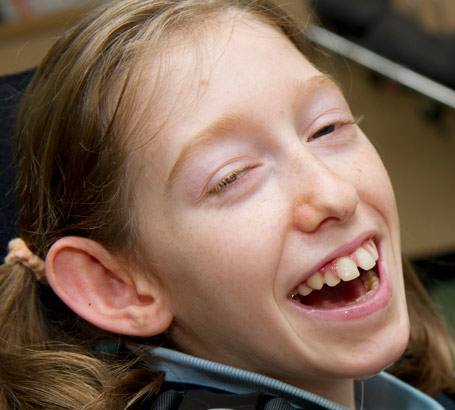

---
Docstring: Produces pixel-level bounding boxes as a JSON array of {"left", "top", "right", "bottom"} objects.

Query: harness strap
[
  {"left": 149, "top": 388, "right": 325, "bottom": 410},
  {"left": 150, "top": 389, "right": 182, "bottom": 410},
  {"left": 263, "top": 397, "right": 296, "bottom": 410},
  {"left": 179, "top": 389, "right": 262, "bottom": 409}
]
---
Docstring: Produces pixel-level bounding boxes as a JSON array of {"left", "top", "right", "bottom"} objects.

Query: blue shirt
[{"left": 144, "top": 346, "right": 444, "bottom": 410}]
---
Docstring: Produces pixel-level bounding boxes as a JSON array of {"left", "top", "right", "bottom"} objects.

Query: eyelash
[
  {"left": 210, "top": 165, "right": 251, "bottom": 195},
  {"left": 307, "top": 116, "right": 362, "bottom": 142}
]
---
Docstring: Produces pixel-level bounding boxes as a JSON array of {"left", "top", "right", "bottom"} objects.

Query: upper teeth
[
  {"left": 293, "top": 239, "right": 378, "bottom": 298},
  {"left": 324, "top": 271, "right": 340, "bottom": 287},
  {"left": 355, "top": 247, "right": 376, "bottom": 270},
  {"left": 306, "top": 272, "right": 324, "bottom": 290},
  {"left": 336, "top": 256, "right": 360, "bottom": 281}
]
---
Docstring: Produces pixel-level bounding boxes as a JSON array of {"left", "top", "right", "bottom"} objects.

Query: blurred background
[{"left": 0, "top": 0, "right": 453, "bottom": 328}]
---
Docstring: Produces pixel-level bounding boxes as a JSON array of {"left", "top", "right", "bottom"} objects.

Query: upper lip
[{"left": 292, "top": 230, "right": 378, "bottom": 289}]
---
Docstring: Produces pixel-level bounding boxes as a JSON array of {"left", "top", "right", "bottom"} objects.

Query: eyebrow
[
  {"left": 293, "top": 73, "right": 342, "bottom": 102},
  {"left": 166, "top": 73, "right": 341, "bottom": 189},
  {"left": 166, "top": 112, "right": 251, "bottom": 189}
]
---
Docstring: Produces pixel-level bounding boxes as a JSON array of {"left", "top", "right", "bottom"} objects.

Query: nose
[{"left": 290, "top": 154, "right": 359, "bottom": 233}]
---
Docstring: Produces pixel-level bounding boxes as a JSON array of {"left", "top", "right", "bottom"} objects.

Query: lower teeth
[
  {"left": 360, "top": 269, "right": 379, "bottom": 292},
  {"left": 352, "top": 270, "right": 379, "bottom": 304}
]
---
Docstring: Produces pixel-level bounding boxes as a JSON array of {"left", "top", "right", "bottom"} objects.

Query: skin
[
  {"left": 47, "top": 17, "right": 410, "bottom": 410},
  {"left": 126, "top": 19, "right": 411, "bottom": 409}
]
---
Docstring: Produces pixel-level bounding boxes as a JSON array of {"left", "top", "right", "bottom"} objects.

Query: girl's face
[{"left": 133, "top": 19, "right": 409, "bottom": 389}]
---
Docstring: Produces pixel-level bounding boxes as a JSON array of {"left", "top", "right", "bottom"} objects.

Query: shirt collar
[{"left": 142, "top": 346, "right": 443, "bottom": 410}]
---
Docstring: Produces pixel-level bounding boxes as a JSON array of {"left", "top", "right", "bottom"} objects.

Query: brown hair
[
  {"left": 0, "top": 1, "right": 307, "bottom": 409},
  {"left": 0, "top": 0, "right": 453, "bottom": 408},
  {"left": 389, "top": 258, "right": 455, "bottom": 396}
]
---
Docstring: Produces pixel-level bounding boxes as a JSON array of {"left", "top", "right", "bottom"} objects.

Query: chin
[{"left": 340, "top": 320, "right": 410, "bottom": 380}]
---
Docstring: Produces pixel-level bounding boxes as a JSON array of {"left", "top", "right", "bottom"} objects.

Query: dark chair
[{"left": 0, "top": 70, "right": 34, "bottom": 257}]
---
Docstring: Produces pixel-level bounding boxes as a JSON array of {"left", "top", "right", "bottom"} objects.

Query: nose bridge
[{"left": 289, "top": 151, "right": 359, "bottom": 233}]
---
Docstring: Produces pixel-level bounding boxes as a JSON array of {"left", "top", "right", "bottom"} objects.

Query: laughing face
[{"left": 132, "top": 17, "right": 409, "bottom": 401}]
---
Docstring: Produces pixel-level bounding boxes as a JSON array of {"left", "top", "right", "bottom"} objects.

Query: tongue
[{"left": 301, "top": 278, "right": 367, "bottom": 309}]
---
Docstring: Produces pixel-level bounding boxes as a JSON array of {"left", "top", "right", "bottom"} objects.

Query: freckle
[
  {"left": 356, "top": 167, "right": 363, "bottom": 174},
  {"left": 199, "top": 79, "right": 208, "bottom": 87}
]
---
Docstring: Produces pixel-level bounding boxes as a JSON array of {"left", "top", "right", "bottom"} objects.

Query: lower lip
[{"left": 291, "top": 245, "right": 392, "bottom": 321}]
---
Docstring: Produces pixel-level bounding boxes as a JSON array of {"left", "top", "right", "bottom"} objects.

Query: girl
[{"left": 1, "top": 0, "right": 453, "bottom": 409}]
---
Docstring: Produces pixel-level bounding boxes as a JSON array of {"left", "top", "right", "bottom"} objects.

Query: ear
[{"left": 45, "top": 237, "right": 173, "bottom": 337}]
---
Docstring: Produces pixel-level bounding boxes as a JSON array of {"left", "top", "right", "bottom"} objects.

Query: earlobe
[{"left": 45, "top": 237, "right": 173, "bottom": 337}]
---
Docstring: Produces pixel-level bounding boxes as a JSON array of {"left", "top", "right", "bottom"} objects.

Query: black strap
[
  {"left": 150, "top": 389, "right": 182, "bottom": 410},
  {"left": 149, "top": 388, "right": 326, "bottom": 410},
  {"left": 178, "top": 389, "right": 262, "bottom": 410},
  {"left": 263, "top": 398, "right": 296, "bottom": 410}
]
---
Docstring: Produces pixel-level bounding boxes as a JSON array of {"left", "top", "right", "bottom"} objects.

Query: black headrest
[{"left": 0, "top": 70, "right": 34, "bottom": 257}]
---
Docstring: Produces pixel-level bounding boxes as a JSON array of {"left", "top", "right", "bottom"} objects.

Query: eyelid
[
  {"left": 208, "top": 164, "right": 252, "bottom": 196},
  {"left": 199, "top": 158, "right": 258, "bottom": 199},
  {"left": 306, "top": 114, "right": 363, "bottom": 142}
]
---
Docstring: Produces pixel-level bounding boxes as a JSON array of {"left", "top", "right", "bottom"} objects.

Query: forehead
[
  {"left": 135, "top": 17, "right": 317, "bottom": 139},
  {"left": 130, "top": 18, "right": 321, "bottom": 185}
]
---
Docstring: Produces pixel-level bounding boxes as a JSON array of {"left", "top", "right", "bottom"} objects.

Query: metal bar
[{"left": 307, "top": 25, "right": 455, "bottom": 109}]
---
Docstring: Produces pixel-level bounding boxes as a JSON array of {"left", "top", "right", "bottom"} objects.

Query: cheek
[
  {"left": 152, "top": 207, "right": 280, "bottom": 300},
  {"left": 157, "top": 211, "right": 287, "bottom": 345},
  {"left": 174, "top": 209, "right": 281, "bottom": 278},
  {"left": 349, "top": 142, "right": 398, "bottom": 224}
]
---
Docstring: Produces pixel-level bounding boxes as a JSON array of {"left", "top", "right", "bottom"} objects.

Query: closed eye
[
  {"left": 307, "top": 116, "right": 362, "bottom": 142},
  {"left": 209, "top": 165, "right": 251, "bottom": 196}
]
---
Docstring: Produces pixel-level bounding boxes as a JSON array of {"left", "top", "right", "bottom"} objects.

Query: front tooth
[
  {"left": 306, "top": 272, "right": 324, "bottom": 290},
  {"left": 336, "top": 257, "right": 360, "bottom": 281},
  {"left": 365, "top": 241, "right": 378, "bottom": 260},
  {"left": 297, "top": 283, "right": 313, "bottom": 296},
  {"left": 324, "top": 271, "right": 340, "bottom": 287},
  {"left": 355, "top": 248, "right": 375, "bottom": 270}
]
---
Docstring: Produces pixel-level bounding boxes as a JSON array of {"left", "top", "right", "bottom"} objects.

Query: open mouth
[{"left": 291, "top": 239, "right": 380, "bottom": 309}]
